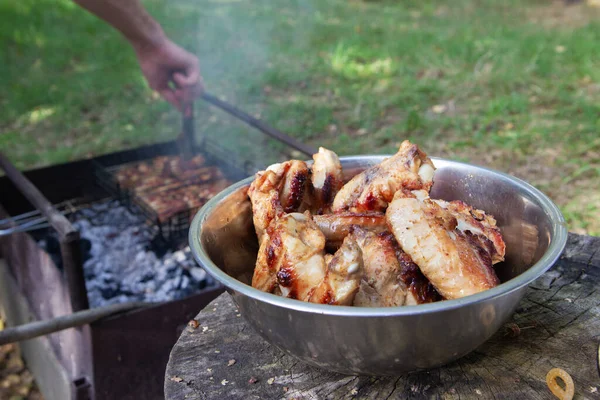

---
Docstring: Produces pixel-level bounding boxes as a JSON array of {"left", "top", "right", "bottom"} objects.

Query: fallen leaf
[
  {"left": 188, "top": 320, "right": 199, "bottom": 329},
  {"left": 248, "top": 377, "right": 259, "bottom": 384},
  {"left": 221, "top": 379, "right": 229, "bottom": 386},
  {"left": 202, "top": 327, "right": 209, "bottom": 333},
  {"left": 283, "top": 386, "right": 290, "bottom": 392},
  {"left": 227, "top": 359, "right": 236, "bottom": 367},
  {"left": 432, "top": 104, "right": 446, "bottom": 114},
  {"left": 170, "top": 376, "right": 183, "bottom": 383},
  {"left": 267, "top": 378, "right": 275, "bottom": 385},
  {"left": 350, "top": 388, "right": 359, "bottom": 395}
]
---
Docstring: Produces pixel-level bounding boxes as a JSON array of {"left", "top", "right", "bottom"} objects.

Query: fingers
[
  {"left": 159, "top": 88, "right": 182, "bottom": 111},
  {"left": 173, "top": 59, "right": 204, "bottom": 105},
  {"left": 173, "top": 67, "right": 198, "bottom": 87}
]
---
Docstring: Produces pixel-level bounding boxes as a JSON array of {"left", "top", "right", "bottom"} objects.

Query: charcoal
[
  {"left": 189, "top": 267, "right": 207, "bottom": 283},
  {"left": 100, "top": 285, "right": 121, "bottom": 300},
  {"left": 34, "top": 200, "right": 219, "bottom": 308}
]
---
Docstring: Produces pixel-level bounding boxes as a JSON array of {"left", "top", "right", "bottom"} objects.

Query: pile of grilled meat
[
  {"left": 248, "top": 141, "right": 506, "bottom": 307},
  {"left": 115, "top": 155, "right": 230, "bottom": 222}
]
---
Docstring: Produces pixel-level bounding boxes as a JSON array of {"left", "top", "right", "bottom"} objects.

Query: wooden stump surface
[{"left": 165, "top": 233, "right": 600, "bottom": 399}]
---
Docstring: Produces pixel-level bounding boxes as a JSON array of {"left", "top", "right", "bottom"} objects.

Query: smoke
[{"left": 169, "top": 0, "right": 320, "bottom": 171}]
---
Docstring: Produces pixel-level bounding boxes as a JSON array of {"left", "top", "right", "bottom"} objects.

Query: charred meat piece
[
  {"left": 137, "top": 179, "right": 230, "bottom": 222},
  {"left": 332, "top": 140, "right": 435, "bottom": 213},
  {"left": 386, "top": 189, "right": 500, "bottom": 299},
  {"left": 168, "top": 154, "right": 206, "bottom": 180},
  {"left": 279, "top": 161, "right": 311, "bottom": 214},
  {"left": 248, "top": 160, "right": 310, "bottom": 242}
]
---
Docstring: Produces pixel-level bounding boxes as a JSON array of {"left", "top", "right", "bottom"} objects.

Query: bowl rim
[{"left": 189, "top": 156, "right": 568, "bottom": 316}]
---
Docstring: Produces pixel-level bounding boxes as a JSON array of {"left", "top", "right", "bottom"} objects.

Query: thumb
[{"left": 173, "top": 69, "right": 199, "bottom": 88}]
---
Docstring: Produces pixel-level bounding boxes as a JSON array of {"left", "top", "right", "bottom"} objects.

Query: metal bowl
[{"left": 189, "top": 156, "right": 568, "bottom": 375}]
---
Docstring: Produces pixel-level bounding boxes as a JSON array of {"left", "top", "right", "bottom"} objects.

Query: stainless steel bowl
[{"left": 189, "top": 156, "right": 568, "bottom": 375}]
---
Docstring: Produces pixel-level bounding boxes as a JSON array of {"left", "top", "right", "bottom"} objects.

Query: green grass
[{"left": 1, "top": 0, "right": 599, "bottom": 235}]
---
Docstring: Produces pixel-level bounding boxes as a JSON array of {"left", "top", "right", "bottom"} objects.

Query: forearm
[{"left": 74, "top": 0, "right": 166, "bottom": 51}]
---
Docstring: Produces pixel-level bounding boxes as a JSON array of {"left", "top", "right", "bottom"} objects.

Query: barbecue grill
[{"left": 0, "top": 94, "right": 316, "bottom": 400}]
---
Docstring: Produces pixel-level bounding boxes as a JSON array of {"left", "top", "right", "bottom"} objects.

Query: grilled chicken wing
[
  {"left": 310, "top": 234, "right": 363, "bottom": 305},
  {"left": 253, "top": 212, "right": 326, "bottom": 296},
  {"left": 433, "top": 199, "right": 505, "bottom": 264},
  {"left": 279, "top": 161, "right": 311, "bottom": 213},
  {"left": 313, "top": 212, "right": 387, "bottom": 250},
  {"left": 352, "top": 228, "right": 440, "bottom": 307},
  {"left": 311, "top": 147, "right": 343, "bottom": 214},
  {"left": 248, "top": 160, "right": 310, "bottom": 242},
  {"left": 352, "top": 228, "right": 406, "bottom": 307},
  {"left": 386, "top": 190, "right": 500, "bottom": 299},
  {"left": 332, "top": 140, "right": 435, "bottom": 213},
  {"left": 252, "top": 212, "right": 363, "bottom": 305}
]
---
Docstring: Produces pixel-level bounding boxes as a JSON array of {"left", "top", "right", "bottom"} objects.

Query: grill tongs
[{"left": 0, "top": 93, "right": 318, "bottom": 345}]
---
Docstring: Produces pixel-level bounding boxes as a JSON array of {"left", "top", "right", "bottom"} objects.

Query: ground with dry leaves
[{"left": 0, "top": 335, "right": 43, "bottom": 400}]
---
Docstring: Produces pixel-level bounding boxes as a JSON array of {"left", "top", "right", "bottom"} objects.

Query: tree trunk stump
[{"left": 165, "top": 233, "right": 600, "bottom": 399}]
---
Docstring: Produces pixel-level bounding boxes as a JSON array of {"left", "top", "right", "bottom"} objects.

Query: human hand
[{"left": 134, "top": 38, "right": 203, "bottom": 111}]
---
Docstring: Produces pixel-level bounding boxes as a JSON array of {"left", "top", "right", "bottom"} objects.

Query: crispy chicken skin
[
  {"left": 352, "top": 228, "right": 407, "bottom": 307},
  {"left": 248, "top": 147, "right": 341, "bottom": 241},
  {"left": 311, "top": 147, "right": 344, "bottom": 214},
  {"left": 313, "top": 212, "right": 387, "bottom": 250},
  {"left": 248, "top": 160, "right": 310, "bottom": 242},
  {"left": 386, "top": 190, "right": 500, "bottom": 299},
  {"left": 279, "top": 161, "right": 311, "bottom": 214},
  {"left": 248, "top": 141, "right": 507, "bottom": 306},
  {"left": 310, "top": 234, "right": 364, "bottom": 305},
  {"left": 247, "top": 168, "right": 285, "bottom": 244},
  {"left": 352, "top": 227, "right": 440, "bottom": 307},
  {"left": 332, "top": 140, "right": 435, "bottom": 213},
  {"left": 252, "top": 212, "right": 363, "bottom": 305},
  {"left": 433, "top": 199, "right": 505, "bottom": 264},
  {"left": 253, "top": 212, "right": 326, "bottom": 296}
]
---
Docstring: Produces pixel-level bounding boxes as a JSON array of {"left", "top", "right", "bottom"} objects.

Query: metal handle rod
[
  {"left": 0, "top": 153, "right": 76, "bottom": 239},
  {"left": 0, "top": 208, "right": 44, "bottom": 225},
  {"left": 0, "top": 152, "right": 90, "bottom": 311},
  {"left": 200, "top": 92, "right": 318, "bottom": 157},
  {"left": 0, "top": 302, "right": 153, "bottom": 345},
  {"left": 177, "top": 102, "right": 195, "bottom": 161},
  {"left": 0, "top": 218, "right": 49, "bottom": 237}
]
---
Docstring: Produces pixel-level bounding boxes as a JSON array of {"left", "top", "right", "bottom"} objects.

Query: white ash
[{"left": 65, "top": 200, "right": 216, "bottom": 308}]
